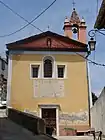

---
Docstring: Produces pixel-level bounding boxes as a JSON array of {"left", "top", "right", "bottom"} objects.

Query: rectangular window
[
  {"left": 31, "top": 65, "right": 39, "bottom": 78},
  {"left": 1, "top": 60, "right": 5, "bottom": 71},
  {"left": 57, "top": 65, "right": 65, "bottom": 78}
]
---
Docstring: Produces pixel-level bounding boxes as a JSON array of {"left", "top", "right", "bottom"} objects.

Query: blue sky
[{"left": 0, "top": 0, "right": 104, "bottom": 96}]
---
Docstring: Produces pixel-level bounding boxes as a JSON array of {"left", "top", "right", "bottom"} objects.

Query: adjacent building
[
  {"left": 0, "top": 57, "right": 8, "bottom": 102},
  {"left": 6, "top": 8, "right": 92, "bottom": 136},
  {"left": 91, "top": 0, "right": 105, "bottom": 135},
  {"left": 91, "top": 87, "right": 105, "bottom": 135}
]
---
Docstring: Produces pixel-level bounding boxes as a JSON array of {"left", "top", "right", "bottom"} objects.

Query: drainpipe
[
  {"left": 85, "top": 50, "right": 91, "bottom": 58},
  {"left": 86, "top": 60, "right": 92, "bottom": 128}
]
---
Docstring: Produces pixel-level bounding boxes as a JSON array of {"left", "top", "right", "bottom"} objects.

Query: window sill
[
  {"left": 30, "top": 77, "right": 40, "bottom": 80},
  {"left": 56, "top": 78, "right": 67, "bottom": 80},
  {"left": 30, "top": 77, "right": 68, "bottom": 80}
]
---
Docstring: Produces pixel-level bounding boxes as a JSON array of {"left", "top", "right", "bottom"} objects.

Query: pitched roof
[
  {"left": 7, "top": 31, "right": 88, "bottom": 52},
  {"left": 94, "top": 0, "right": 105, "bottom": 29}
]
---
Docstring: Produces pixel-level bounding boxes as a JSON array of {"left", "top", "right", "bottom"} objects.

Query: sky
[{"left": 0, "top": 0, "right": 104, "bottom": 96}]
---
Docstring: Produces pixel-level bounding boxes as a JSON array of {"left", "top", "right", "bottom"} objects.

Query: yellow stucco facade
[
  {"left": 6, "top": 6, "right": 90, "bottom": 135},
  {"left": 9, "top": 53, "right": 90, "bottom": 134}
]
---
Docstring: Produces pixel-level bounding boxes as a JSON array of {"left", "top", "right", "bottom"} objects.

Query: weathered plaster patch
[{"left": 59, "top": 111, "right": 89, "bottom": 125}]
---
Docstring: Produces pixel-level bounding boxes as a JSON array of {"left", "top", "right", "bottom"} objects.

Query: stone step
[
  {"left": 54, "top": 136, "right": 93, "bottom": 140},
  {"left": 0, "top": 109, "right": 7, "bottom": 118}
]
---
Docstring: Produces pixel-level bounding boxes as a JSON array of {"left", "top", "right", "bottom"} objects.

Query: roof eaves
[
  {"left": 7, "top": 46, "right": 88, "bottom": 52},
  {"left": 6, "top": 31, "right": 48, "bottom": 46},
  {"left": 63, "top": 36, "right": 87, "bottom": 48}
]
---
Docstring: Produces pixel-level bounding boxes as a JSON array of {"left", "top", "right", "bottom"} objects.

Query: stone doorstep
[{"left": 54, "top": 136, "right": 93, "bottom": 140}]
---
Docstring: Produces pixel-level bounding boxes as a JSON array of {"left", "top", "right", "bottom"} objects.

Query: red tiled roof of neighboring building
[{"left": 94, "top": 0, "right": 105, "bottom": 29}]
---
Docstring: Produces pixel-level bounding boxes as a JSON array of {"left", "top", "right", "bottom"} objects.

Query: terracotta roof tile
[{"left": 94, "top": 0, "right": 105, "bottom": 29}]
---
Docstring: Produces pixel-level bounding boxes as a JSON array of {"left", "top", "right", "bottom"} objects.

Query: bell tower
[{"left": 63, "top": 8, "right": 87, "bottom": 44}]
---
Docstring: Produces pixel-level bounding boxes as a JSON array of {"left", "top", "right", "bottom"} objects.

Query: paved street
[
  {"left": 0, "top": 109, "right": 7, "bottom": 118},
  {"left": 0, "top": 109, "right": 57, "bottom": 140}
]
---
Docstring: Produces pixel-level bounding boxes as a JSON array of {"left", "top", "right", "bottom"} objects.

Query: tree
[{"left": 92, "top": 92, "right": 98, "bottom": 105}]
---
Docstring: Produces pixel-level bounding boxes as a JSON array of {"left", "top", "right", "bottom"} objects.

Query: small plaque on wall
[{"left": 34, "top": 80, "right": 40, "bottom": 97}]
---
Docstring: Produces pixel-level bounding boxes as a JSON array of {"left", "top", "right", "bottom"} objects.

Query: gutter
[
  {"left": 86, "top": 60, "right": 92, "bottom": 128},
  {"left": 85, "top": 51, "right": 91, "bottom": 58}
]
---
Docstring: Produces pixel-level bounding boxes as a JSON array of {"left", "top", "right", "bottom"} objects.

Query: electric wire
[
  {"left": 52, "top": 38, "right": 105, "bottom": 67},
  {"left": 0, "top": 0, "right": 57, "bottom": 37},
  {"left": 0, "top": 0, "right": 105, "bottom": 67},
  {"left": 0, "top": 0, "right": 43, "bottom": 33},
  {"left": 96, "top": 0, "right": 99, "bottom": 15}
]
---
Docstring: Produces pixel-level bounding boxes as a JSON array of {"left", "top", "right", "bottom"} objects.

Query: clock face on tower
[{"left": 34, "top": 79, "right": 64, "bottom": 98}]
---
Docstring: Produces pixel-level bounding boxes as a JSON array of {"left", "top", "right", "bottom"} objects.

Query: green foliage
[
  {"left": 64, "top": 127, "right": 76, "bottom": 131},
  {"left": 92, "top": 92, "right": 98, "bottom": 105}
]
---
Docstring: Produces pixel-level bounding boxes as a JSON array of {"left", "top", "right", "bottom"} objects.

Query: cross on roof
[
  {"left": 72, "top": 0, "right": 76, "bottom": 9},
  {"left": 48, "top": 25, "right": 50, "bottom": 31}
]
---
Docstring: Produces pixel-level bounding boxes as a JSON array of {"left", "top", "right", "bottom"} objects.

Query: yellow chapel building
[{"left": 6, "top": 9, "right": 92, "bottom": 136}]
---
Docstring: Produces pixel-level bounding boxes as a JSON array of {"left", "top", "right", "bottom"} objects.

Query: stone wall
[
  {"left": 8, "top": 108, "right": 46, "bottom": 134},
  {"left": 91, "top": 87, "right": 105, "bottom": 135}
]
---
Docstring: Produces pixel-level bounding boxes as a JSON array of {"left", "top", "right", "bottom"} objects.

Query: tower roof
[
  {"left": 81, "top": 17, "right": 85, "bottom": 23},
  {"left": 70, "top": 8, "right": 80, "bottom": 25},
  {"left": 64, "top": 17, "right": 69, "bottom": 23}
]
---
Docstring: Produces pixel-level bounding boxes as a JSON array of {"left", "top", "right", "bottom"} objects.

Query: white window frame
[
  {"left": 30, "top": 57, "right": 67, "bottom": 79},
  {"left": 56, "top": 63, "right": 67, "bottom": 79},
  {"left": 57, "top": 65, "right": 65, "bottom": 78},
  {"left": 30, "top": 63, "right": 41, "bottom": 79}
]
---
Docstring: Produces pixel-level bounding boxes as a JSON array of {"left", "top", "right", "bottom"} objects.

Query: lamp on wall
[
  {"left": 88, "top": 29, "right": 96, "bottom": 51},
  {"left": 88, "top": 28, "right": 105, "bottom": 52},
  {"left": 88, "top": 37, "right": 96, "bottom": 51}
]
